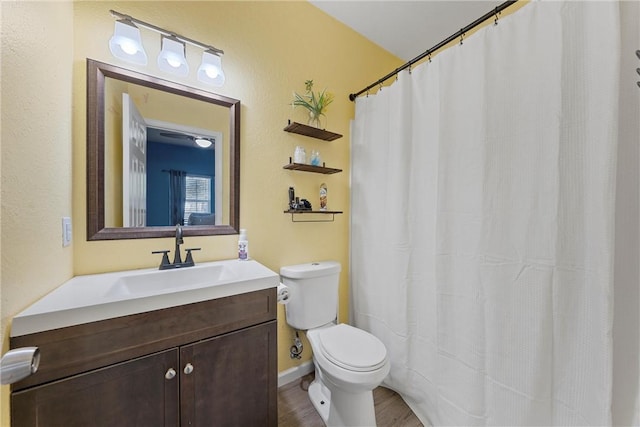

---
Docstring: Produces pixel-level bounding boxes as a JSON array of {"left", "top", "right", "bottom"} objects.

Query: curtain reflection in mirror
[{"left": 168, "top": 169, "right": 187, "bottom": 226}]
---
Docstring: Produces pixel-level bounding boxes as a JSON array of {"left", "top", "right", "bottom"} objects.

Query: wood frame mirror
[{"left": 86, "top": 59, "right": 240, "bottom": 240}]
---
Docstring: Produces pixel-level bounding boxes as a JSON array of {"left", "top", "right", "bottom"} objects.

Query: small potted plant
[{"left": 291, "top": 79, "right": 334, "bottom": 129}]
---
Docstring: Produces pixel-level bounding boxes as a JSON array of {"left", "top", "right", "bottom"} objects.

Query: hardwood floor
[{"left": 278, "top": 374, "right": 424, "bottom": 427}]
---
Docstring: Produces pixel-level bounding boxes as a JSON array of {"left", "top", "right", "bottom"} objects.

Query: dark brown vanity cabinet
[
  {"left": 12, "top": 349, "right": 180, "bottom": 426},
  {"left": 180, "top": 322, "right": 276, "bottom": 426},
  {"left": 10, "top": 288, "right": 277, "bottom": 427}
]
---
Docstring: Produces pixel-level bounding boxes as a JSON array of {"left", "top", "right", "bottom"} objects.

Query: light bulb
[
  {"left": 167, "top": 57, "right": 182, "bottom": 68},
  {"left": 205, "top": 67, "right": 219, "bottom": 79},
  {"left": 120, "top": 41, "right": 139, "bottom": 55}
]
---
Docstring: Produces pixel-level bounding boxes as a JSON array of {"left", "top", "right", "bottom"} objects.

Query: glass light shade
[
  {"left": 157, "top": 36, "right": 189, "bottom": 77},
  {"left": 195, "top": 138, "right": 213, "bottom": 148},
  {"left": 109, "top": 20, "right": 147, "bottom": 65},
  {"left": 197, "top": 51, "right": 225, "bottom": 86}
]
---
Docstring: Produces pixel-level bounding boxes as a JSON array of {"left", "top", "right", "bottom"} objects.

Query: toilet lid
[{"left": 317, "top": 324, "right": 387, "bottom": 372}]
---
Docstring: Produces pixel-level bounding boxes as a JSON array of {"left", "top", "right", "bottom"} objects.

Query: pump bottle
[{"left": 238, "top": 229, "right": 249, "bottom": 260}]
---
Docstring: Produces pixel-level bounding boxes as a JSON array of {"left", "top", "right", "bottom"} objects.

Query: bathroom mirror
[{"left": 87, "top": 59, "right": 240, "bottom": 240}]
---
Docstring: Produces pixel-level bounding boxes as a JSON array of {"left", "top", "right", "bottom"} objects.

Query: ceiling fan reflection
[{"left": 159, "top": 131, "right": 215, "bottom": 148}]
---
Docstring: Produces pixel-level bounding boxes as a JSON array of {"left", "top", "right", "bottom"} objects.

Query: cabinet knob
[
  {"left": 165, "top": 368, "right": 176, "bottom": 380},
  {"left": 183, "top": 363, "right": 194, "bottom": 375}
]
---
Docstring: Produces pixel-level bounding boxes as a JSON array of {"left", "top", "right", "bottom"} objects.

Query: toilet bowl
[
  {"left": 306, "top": 323, "right": 390, "bottom": 426},
  {"left": 309, "top": 323, "right": 389, "bottom": 391},
  {"left": 280, "top": 259, "right": 390, "bottom": 427}
]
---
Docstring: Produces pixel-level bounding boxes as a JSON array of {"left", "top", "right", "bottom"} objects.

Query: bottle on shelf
[
  {"left": 294, "top": 146, "right": 306, "bottom": 164},
  {"left": 320, "top": 183, "right": 327, "bottom": 210}
]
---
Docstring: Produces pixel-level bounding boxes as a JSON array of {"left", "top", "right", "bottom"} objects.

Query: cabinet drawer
[{"left": 11, "top": 288, "right": 276, "bottom": 390}]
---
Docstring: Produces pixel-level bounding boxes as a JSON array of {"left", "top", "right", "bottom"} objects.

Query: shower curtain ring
[
  {"left": 408, "top": 64, "right": 412, "bottom": 74},
  {"left": 494, "top": 7, "right": 500, "bottom": 25},
  {"left": 428, "top": 53, "right": 432, "bottom": 63},
  {"left": 460, "top": 30, "right": 465, "bottom": 45}
]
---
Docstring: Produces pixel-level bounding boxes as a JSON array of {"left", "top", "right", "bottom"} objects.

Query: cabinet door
[
  {"left": 180, "top": 321, "right": 277, "bottom": 426},
  {"left": 12, "top": 349, "right": 179, "bottom": 427}
]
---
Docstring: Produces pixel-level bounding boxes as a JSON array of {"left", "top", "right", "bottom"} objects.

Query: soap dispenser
[{"left": 238, "top": 229, "right": 249, "bottom": 260}]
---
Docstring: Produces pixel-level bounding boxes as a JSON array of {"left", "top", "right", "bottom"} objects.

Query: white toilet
[{"left": 280, "top": 261, "right": 390, "bottom": 427}]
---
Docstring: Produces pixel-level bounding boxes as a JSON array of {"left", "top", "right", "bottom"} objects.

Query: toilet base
[
  {"left": 308, "top": 378, "right": 331, "bottom": 423},
  {"left": 308, "top": 376, "right": 377, "bottom": 427}
]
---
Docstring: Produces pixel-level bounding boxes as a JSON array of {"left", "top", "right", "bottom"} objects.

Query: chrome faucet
[{"left": 151, "top": 224, "right": 201, "bottom": 270}]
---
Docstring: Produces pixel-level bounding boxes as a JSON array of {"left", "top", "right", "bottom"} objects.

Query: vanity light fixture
[
  {"left": 109, "top": 10, "right": 225, "bottom": 85},
  {"left": 158, "top": 35, "right": 189, "bottom": 76},
  {"left": 197, "top": 49, "right": 225, "bottom": 86},
  {"left": 109, "top": 19, "right": 147, "bottom": 65}
]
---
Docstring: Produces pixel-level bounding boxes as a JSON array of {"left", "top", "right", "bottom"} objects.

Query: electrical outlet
[{"left": 62, "top": 217, "right": 72, "bottom": 247}]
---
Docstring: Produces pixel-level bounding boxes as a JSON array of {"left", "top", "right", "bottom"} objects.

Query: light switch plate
[{"left": 62, "top": 217, "right": 72, "bottom": 247}]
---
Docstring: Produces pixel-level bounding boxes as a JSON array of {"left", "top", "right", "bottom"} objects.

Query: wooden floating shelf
[
  {"left": 283, "top": 162, "right": 342, "bottom": 175},
  {"left": 284, "top": 209, "right": 343, "bottom": 223},
  {"left": 284, "top": 121, "right": 343, "bottom": 141},
  {"left": 284, "top": 210, "right": 343, "bottom": 214}
]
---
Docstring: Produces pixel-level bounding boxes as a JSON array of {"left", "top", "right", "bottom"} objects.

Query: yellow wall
[
  {"left": 72, "top": 0, "right": 400, "bottom": 374},
  {"left": 1, "top": 1, "right": 400, "bottom": 424},
  {"left": 0, "top": 2, "right": 75, "bottom": 425}
]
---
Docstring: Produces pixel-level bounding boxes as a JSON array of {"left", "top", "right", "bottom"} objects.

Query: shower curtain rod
[{"left": 348, "top": 0, "right": 518, "bottom": 101}]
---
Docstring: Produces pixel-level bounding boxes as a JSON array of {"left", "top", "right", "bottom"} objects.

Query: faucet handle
[
  {"left": 152, "top": 250, "right": 171, "bottom": 269},
  {"left": 184, "top": 248, "right": 201, "bottom": 265},
  {"left": 175, "top": 224, "right": 184, "bottom": 244}
]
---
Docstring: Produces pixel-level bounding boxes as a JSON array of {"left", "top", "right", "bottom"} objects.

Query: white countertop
[{"left": 12, "top": 259, "right": 279, "bottom": 337}]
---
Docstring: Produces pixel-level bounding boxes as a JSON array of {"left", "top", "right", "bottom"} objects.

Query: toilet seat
[{"left": 317, "top": 324, "right": 387, "bottom": 372}]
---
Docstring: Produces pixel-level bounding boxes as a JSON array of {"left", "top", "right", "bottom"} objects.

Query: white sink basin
[
  {"left": 12, "top": 259, "right": 279, "bottom": 337},
  {"left": 103, "top": 263, "right": 238, "bottom": 298}
]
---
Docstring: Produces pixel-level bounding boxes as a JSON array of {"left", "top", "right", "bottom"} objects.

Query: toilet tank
[{"left": 280, "top": 261, "right": 341, "bottom": 330}]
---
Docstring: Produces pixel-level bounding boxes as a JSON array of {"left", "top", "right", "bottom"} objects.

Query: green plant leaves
[{"left": 291, "top": 80, "right": 334, "bottom": 120}]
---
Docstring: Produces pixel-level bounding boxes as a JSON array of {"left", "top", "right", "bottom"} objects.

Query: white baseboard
[{"left": 278, "top": 360, "right": 314, "bottom": 388}]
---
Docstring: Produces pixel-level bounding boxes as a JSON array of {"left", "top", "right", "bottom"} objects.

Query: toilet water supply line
[
  {"left": 290, "top": 331, "right": 303, "bottom": 359},
  {"left": 277, "top": 282, "right": 303, "bottom": 358}
]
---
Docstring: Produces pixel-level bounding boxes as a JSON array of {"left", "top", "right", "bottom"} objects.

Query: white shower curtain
[{"left": 351, "top": 1, "right": 623, "bottom": 425}]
